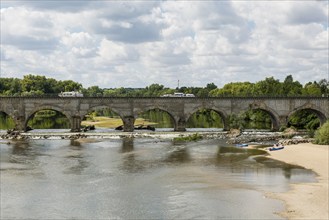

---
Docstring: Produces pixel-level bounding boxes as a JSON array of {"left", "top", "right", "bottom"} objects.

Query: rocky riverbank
[
  {"left": 227, "top": 131, "right": 313, "bottom": 145},
  {"left": 0, "top": 131, "right": 228, "bottom": 140},
  {"left": 0, "top": 129, "right": 313, "bottom": 145}
]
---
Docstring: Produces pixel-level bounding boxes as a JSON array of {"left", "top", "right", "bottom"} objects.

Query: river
[{"left": 0, "top": 133, "right": 316, "bottom": 219}]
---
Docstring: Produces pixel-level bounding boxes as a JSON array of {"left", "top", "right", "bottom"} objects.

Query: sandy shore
[{"left": 267, "top": 143, "right": 329, "bottom": 220}]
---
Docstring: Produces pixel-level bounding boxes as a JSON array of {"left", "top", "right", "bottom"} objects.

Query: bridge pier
[
  {"left": 122, "top": 116, "right": 135, "bottom": 132},
  {"left": 174, "top": 117, "right": 186, "bottom": 132},
  {"left": 71, "top": 116, "right": 82, "bottom": 132},
  {"left": 276, "top": 116, "right": 288, "bottom": 131},
  {"left": 14, "top": 116, "right": 26, "bottom": 131},
  {"left": 222, "top": 117, "right": 230, "bottom": 131}
]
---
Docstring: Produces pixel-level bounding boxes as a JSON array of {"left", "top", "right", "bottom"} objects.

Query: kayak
[
  {"left": 269, "top": 146, "right": 284, "bottom": 151},
  {"left": 235, "top": 143, "right": 248, "bottom": 147}
]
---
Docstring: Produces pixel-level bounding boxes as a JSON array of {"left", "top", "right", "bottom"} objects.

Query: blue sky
[{"left": 1, "top": 1, "right": 328, "bottom": 88}]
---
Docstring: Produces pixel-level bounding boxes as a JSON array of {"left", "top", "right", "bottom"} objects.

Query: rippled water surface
[{"left": 0, "top": 137, "right": 316, "bottom": 219}]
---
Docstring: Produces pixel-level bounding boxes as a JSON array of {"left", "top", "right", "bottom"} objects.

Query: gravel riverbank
[{"left": 0, "top": 130, "right": 313, "bottom": 146}]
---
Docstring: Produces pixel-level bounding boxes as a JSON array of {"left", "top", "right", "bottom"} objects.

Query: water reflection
[
  {"left": 70, "top": 139, "right": 82, "bottom": 147},
  {"left": 164, "top": 145, "right": 191, "bottom": 163},
  {"left": 119, "top": 137, "right": 146, "bottom": 173},
  {"left": 9, "top": 141, "right": 38, "bottom": 166},
  {"left": 63, "top": 140, "right": 89, "bottom": 175},
  {"left": 0, "top": 138, "right": 317, "bottom": 220},
  {"left": 216, "top": 146, "right": 266, "bottom": 164},
  {"left": 11, "top": 141, "right": 31, "bottom": 156},
  {"left": 120, "top": 137, "right": 134, "bottom": 153},
  {"left": 63, "top": 157, "right": 89, "bottom": 175},
  {"left": 253, "top": 156, "right": 315, "bottom": 180}
]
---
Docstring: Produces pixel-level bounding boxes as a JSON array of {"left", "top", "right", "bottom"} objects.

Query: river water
[{"left": 0, "top": 134, "right": 316, "bottom": 219}]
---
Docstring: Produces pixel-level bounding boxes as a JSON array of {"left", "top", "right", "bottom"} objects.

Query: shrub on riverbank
[{"left": 314, "top": 121, "right": 329, "bottom": 145}]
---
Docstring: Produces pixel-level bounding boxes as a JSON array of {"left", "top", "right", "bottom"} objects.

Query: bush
[
  {"left": 307, "top": 129, "right": 315, "bottom": 138},
  {"left": 314, "top": 121, "right": 329, "bottom": 145},
  {"left": 229, "top": 113, "right": 246, "bottom": 130}
]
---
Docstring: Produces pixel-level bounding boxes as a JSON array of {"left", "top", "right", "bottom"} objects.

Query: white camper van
[{"left": 58, "top": 91, "right": 83, "bottom": 97}]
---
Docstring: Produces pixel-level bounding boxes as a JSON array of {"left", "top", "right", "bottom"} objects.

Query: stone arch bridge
[{"left": 0, "top": 97, "right": 328, "bottom": 132}]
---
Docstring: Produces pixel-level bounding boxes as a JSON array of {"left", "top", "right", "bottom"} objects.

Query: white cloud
[
  {"left": 97, "top": 39, "right": 138, "bottom": 64},
  {"left": 61, "top": 32, "right": 98, "bottom": 58},
  {"left": 1, "top": 7, "right": 58, "bottom": 52},
  {"left": 1, "top": 1, "right": 328, "bottom": 88}
]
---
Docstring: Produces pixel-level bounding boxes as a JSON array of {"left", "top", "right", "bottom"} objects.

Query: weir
[{"left": 0, "top": 96, "right": 328, "bottom": 132}]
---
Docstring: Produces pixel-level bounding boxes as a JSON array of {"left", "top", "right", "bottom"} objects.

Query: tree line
[{"left": 0, "top": 74, "right": 328, "bottom": 97}]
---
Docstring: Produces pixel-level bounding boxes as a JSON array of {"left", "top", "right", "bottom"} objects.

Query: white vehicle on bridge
[
  {"left": 185, "top": 93, "right": 195, "bottom": 97},
  {"left": 173, "top": 92, "right": 185, "bottom": 97},
  {"left": 161, "top": 93, "right": 195, "bottom": 97},
  {"left": 58, "top": 91, "right": 83, "bottom": 97}
]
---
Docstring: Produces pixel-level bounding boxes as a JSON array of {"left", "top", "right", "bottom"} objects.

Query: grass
[{"left": 81, "top": 116, "right": 157, "bottom": 128}]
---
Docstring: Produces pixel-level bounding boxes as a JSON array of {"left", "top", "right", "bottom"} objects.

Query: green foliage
[
  {"left": 206, "top": 83, "right": 217, "bottom": 90},
  {"left": 0, "top": 75, "right": 83, "bottom": 96},
  {"left": 318, "top": 79, "right": 329, "bottom": 95},
  {"left": 28, "top": 110, "right": 70, "bottom": 129},
  {"left": 0, "top": 112, "right": 15, "bottom": 129},
  {"left": 0, "top": 74, "right": 327, "bottom": 98},
  {"left": 302, "top": 81, "right": 322, "bottom": 96},
  {"left": 145, "top": 84, "right": 164, "bottom": 96},
  {"left": 229, "top": 113, "right": 246, "bottom": 130},
  {"left": 187, "top": 109, "right": 223, "bottom": 128},
  {"left": 307, "top": 129, "right": 315, "bottom": 138},
  {"left": 279, "top": 125, "right": 287, "bottom": 132},
  {"left": 138, "top": 109, "right": 174, "bottom": 128},
  {"left": 209, "top": 82, "right": 254, "bottom": 96},
  {"left": 282, "top": 75, "right": 303, "bottom": 96},
  {"left": 84, "top": 86, "right": 103, "bottom": 96},
  {"left": 288, "top": 109, "right": 320, "bottom": 130},
  {"left": 254, "top": 77, "right": 282, "bottom": 96},
  {"left": 173, "top": 133, "right": 203, "bottom": 142},
  {"left": 314, "top": 121, "right": 329, "bottom": 145},
  {"left": 243, "top": 109, "right": 272, "bottom": 129}
]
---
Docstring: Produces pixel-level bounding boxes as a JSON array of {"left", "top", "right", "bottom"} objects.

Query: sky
[{"left": 1, "top": 0, "right": 328, "bottom": 89}]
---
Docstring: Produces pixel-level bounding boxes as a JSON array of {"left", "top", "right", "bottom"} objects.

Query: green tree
[
  {"left": 318, "top": 79, "right": 329, "bottom": 96},
  {"left": 209, "top": 82, "right": 254, "bottom": 96},
  {"left": 145, "top": 84, "right": 164, "bottom": 96},
  {"left": 302, "top": 82, "right": 322, "bottom": 96},
  {"left": 282, "top": 75, "right": 303, "bottom": 96},
  {"left": 314, "top": 120, "right": 329, "bottom": 145},
  {"left": 59, "top": 80, "right": 82, "bottom": 92},
  {"left": 85, "top": 86, "right": 103, "bottom": 96},
  {"left": 206, "top": 83, "right": 217, "bottom": 91},
  {"left": 254, "top": 77, "right": 282, "bottom": 96},
  {"left": 21, "top": 75, "right": 47, "bottom": 94}
]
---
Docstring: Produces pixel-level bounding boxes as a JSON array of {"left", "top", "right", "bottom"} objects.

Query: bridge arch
[
  {"left": 248, "top": 105, "right": 281, "bottom": 130},
  {"left": 185, "top": 107, "right": 229, "bottom": 130},
  {"left": 80, "top": 105, "right": 124, "bottom": 129},
  {"left": 134, "top": 106, "right": 176, "bottom": 130},
  {"left": 25, "top": 105, "right": 72, "bottom": 131},
  {"left": 288, "top": 107, "right": 327, "bottom": 127},
  {"left": 0, "top": 109, "right": 11, "bottom": 117},
  {"left": 0, "top": 110, "right": 15, "bottom": 130},
  {"left": 81, "top": 105, "right": 123, "bottom": 119}
]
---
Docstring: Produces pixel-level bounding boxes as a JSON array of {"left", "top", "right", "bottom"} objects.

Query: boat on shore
[
  {"left": 269, "top": 145, "right": 284, "bottom": 151},
  {"left": 235, "top": 143, "right": 248, "bottom": 147}
]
